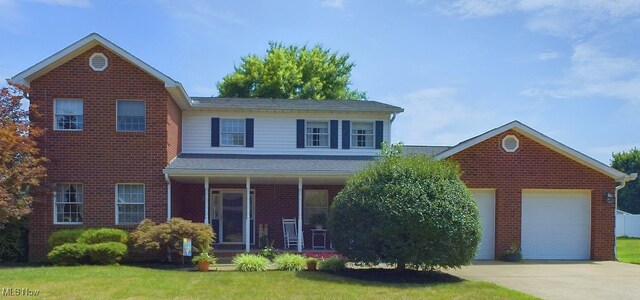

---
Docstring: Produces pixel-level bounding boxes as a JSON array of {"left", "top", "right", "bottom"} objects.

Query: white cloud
[
  {"left": 386, "top": 87, "right": 498, "bottom": 146},
  {"left": 537, "top": 51, "right": 561, "bottom": 61},
  {"left": 156, "top": 0, "right": 243, "bottom": 34},
  {"left": 320, "top": 0, "right": 344, "bottom": 9},
  {"left": 523, "top": 43, "right": 640, "bottom": 103},
  {"left": 28, "top": 0, "right": 91, "bottom": 8},
  {"left": 441, "top": 0, "right": 640, "bottom": 37}
]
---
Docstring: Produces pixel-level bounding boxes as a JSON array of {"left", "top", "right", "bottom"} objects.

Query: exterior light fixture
[{"left": 605, "top": 192, "right": 614, "bottom": 204}]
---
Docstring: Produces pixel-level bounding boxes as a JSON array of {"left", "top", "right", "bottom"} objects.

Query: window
[
  {"left": 220, "top": 119, "right": 245, "bottom": 146},
  {"left": 54, "top": 184, "right": 83, "bottom": 224},
  {"left": 116, "top": 184, "right": 145, "bottom": 225},
  {"left": 54, "top": 99, "right": 83, "bottom": 130},
  {"left": 303, "top": 190, "right": 328, "bottom": 225},
  {"left": 351, "top": 122, "right": 374, "bottom": 148},
  {"left": 306, "top": 121, "right": 329, "bottom": 147},
  {"left": 117, "top": 100, "right": 145, "bottom": 131}
]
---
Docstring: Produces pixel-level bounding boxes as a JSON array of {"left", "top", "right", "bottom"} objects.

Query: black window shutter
[
  {"left": 342, "top": 120, "right": 350, "bottom": 149},
  {"left": 296, "top": 119, "right": 305, "bottom": 148},
  {"left": 375, "top": 120, "right": 384, "bottom": 149},
  {"left": 211, "top": 117, "right": 220, "bottom": 147},
  {"left": 330, "top": 120, "right": 338, "bottom": 149},
  {"left": 245, "top": 118, "right": 254, "bottom": 148}
]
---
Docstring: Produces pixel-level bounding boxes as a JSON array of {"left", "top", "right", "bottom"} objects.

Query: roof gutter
[{"left": 615, "top": 172, "right": 638, "bottom": 260}]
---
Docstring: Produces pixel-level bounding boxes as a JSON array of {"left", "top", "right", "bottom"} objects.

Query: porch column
[
  {"left": 245, "top": 177, "right": 251, "bottom": 252},
  {"left": 298, "top": 177, "right": 303, "bottom": 252},
  {"left": 166, "top": 175, "right": 172, "bottom": 221},
  {"left": 204, "top": 177, "right": 209, "bottom": 224}
]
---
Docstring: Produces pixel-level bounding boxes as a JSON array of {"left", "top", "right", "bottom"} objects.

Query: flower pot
[
  {"left": 307, "top": 260, "right": 317, "bottom": 271},
  {"left": 503, "top": 253, "right": 522, "bottom": 262},
  {"left": 197, "top": 260, "right": 210, "bottom": 272}
]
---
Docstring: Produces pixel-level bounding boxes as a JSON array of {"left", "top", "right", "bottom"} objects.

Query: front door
[{"left": 210, "top": 190, "right": 255, "bottom": 244}]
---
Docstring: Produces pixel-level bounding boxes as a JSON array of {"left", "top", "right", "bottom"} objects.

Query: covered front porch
[{"left": 163, "top": 153, "right": 374, "bottom": 252}]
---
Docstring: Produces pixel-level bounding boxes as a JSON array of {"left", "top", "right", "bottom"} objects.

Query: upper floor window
[
  {"left": 351, "top": 122, "right": 374, "bottom": 148},
  {"left": 54, "top": 183, "right": 83, "bottom": 224},
  {"left": 221, "top": 119, "right": 245, "bottom": 146},
  {"left": 116, "top": 183, "right": 145, "bottom": 225},
  {"left": 54, "top": 99, "right": 83, "bottom": 131},
  {"left": 117, "top": 100, "right": 145, "bottom": 131},
  {"left": 306, "top": 121, "right": 329, "bottom": 147}
]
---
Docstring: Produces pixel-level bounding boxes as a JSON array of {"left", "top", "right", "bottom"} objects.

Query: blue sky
[{"left": 1, "top": 0, "right": 639, "bottom": 165}]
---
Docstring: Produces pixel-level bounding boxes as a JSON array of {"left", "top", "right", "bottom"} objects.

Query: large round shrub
[
  {"left": 48, "top": 228, "right": 87, "bottom": 249},
  {"left": 48, "top": 243, "right": 89, "bottom": 265},
  {"left": 329, "top": 144, "right": 482, "bottom": 270}
]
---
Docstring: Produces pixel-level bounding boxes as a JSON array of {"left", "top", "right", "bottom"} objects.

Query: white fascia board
[
  {"left": 436, "top": 120, "right": 629, "bottom": 180},
  {"left": 163, "top": 168, "right": 353, "bottom": 177},
  {"left": 11, "top": 33, "right": 192, "bottom": 108}
]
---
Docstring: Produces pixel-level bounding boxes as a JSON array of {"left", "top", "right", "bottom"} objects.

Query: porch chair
[{"left": 282, "top": 218, "right": 304, "bottom": 249}]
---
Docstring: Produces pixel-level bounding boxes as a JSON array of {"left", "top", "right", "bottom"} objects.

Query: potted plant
[
  {"left": 306, "top": 257, "right": 318, "bottom": 271},
  {"left": 192, "top": 251, "right": 217, "bottom": 272},
  {"left": 503, "top": 242, "right": 522, "bottom": 262},
  {"left": 309, "top": 213, "right": 327, "bottom": 229}
]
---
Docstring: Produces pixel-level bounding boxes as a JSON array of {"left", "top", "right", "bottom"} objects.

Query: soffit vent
[
  {"left": 502, "top": 135, "right": 519, "bottom": 152},
  {"left": 89, "top": 53, "right": 108, "bottom": 71}
]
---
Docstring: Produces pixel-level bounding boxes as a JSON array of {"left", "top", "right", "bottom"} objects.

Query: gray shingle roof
[
  {"left": 403, "top": 145, "right": 451, "bottom": 156},
  {"left": 164, "top": 154, "right": 376, "bottom": 175},
  {"left": 189, "top": 97, "right": 403, "bottom": 113}
]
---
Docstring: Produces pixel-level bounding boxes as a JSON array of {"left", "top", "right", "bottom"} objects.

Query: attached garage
[
  {"left": 521, "top": 190, "right": 591, "bottom": 260},
  {"left": 471, "top": 189, "right": 495, "bottom": 260}
]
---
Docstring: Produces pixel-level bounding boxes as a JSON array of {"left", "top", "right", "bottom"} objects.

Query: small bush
[
  {"left": 273, "top": 253, "right": 306, "bottom": 271},
  {"left": 0, "top": 219, "right": 27, "bottom": 262},
  {"left": 87, "top": 242, "right": 128, "bottom": 265},
  {"left": 130, "top": 218, "right": 215, "bottom": 261},
  {"left": 48, "top": 228, "right": 86, "bottom": 249},
  {"left": 233, "top": 253, "right": 270, "bottom": 272},
  {"left": 78, "top": 228, "right": 129, "bottom": 245},
  {"left": 47, "top": 243, "right": 88, "bottom": 265},
  {"left": 318, "top": 256, "right": 346, "bottom": 272}
]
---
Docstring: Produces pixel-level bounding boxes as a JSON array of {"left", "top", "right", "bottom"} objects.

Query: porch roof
[{"left": 164, "top": 153, "right": 376, "bottom": 176}]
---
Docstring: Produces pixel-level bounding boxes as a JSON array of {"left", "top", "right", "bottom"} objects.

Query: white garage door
[
  {"left": 521, "top": 190, "right": 591, "bottom": 260},
  {"left": 471, "top": 190, "right": 495, "bottom": 260}
]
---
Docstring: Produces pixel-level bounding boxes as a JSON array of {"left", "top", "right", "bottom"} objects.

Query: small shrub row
[
  {"left": 48, "top": 242, "right": 128, "bottom": 265},
  {"left": 273, "top": 253, "right": 306, "bottom": 271},
  {"left": 233, "top": 253, "right": 270, "bottom": 272},
  {"left": 318, "top": 256, "right": 347, "bottom": 272}
]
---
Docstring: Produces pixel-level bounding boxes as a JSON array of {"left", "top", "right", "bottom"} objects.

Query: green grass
[
  {"left": 0, "top": 265, "right": 536, "bottom": 299},
  {"left": 617, "top": 237, "right": 640, "bottom": 264}
]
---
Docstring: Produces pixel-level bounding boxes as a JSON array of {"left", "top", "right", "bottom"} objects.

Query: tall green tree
[
  {"left": 0, "top": 81, "right": 46, "bottom": 224},
  {"left": 217, "top": 42, "right": 366, "bottom": 100},
  {"left": 612, "top": 148, "right": 640, "bottom": 214}
]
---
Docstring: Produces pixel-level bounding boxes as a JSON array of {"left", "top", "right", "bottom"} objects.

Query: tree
[
  {"left": 130, "top": 218, "right": 215, "bottom": 262},
  {"left": 0, "top": 81, "right": 46, "bottom": 224},
  {"left": 329, "top": 144, "right": 482, "bottom": 270},
  {"left": 217, "top": 42, "right": 366, "bottom": 100},
  {"left": 612, "top": 148, "right": 640, "bottom": 214}
]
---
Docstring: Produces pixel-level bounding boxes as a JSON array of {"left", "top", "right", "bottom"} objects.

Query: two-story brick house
[{"left": 12, "top": 33, "right": 635, "bottom": 262}]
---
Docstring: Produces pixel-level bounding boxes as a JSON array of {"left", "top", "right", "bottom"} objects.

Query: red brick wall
[
  {"left": 166, "top": 96, "right": 182, "bottom": 162},
  {"left": 173, "top": 182, "right": 342, "bottom": 250},
  {"left": 28, "top": 45, "right": 173, "bottom": 261},
  {"left": 450, "top": 130, "right": 616, "bottom": 260}
]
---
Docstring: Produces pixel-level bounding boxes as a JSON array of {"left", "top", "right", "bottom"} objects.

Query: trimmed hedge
[
  {"left": 318, "top": 256, "right": 346, "bottom": 272},
  {"left": 78, "top": 228, "right": 129, "bottom": 245},
  {"left": 87, "top": 242, "right": 128, "bottom": 265},
  {"left": 48, "top": 228, "right": 87, "bottom": 249},
  {"left": 47, "top": 243, "right": 89, "bottom": 265}
]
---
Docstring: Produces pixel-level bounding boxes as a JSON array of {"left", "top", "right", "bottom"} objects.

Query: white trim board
[{"left": 435, "top": 120, "right": 630, "bottom": 181}]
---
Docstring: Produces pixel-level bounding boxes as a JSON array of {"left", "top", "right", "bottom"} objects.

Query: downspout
[
  {"left": 614, "top": 172, "right": 638, "bottom": 260},
  {"left": 390, "top": 113, "right": 397, "bottom": 124}
]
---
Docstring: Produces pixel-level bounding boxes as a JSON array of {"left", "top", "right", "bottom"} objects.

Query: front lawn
[
  {"left": 617, "top": 237, "right": 640, "bottom": 264},
  {"left": 0, "top": 265, "right": 536, "bottom": 299}
]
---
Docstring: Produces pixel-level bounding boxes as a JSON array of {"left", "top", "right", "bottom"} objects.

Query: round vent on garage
[
  {"left": 89, "top": 53, "right": 108, "bottom": 71},
  {"left": 502, "top": 135, "right": 519, "bottom": 152}
]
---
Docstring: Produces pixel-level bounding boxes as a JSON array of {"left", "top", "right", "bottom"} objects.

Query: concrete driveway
[{"left": 447, "top": 261, "right": 640, "bottom": 300}]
